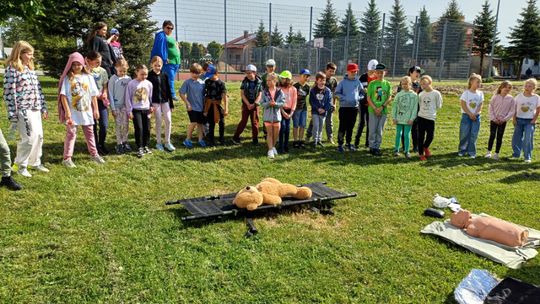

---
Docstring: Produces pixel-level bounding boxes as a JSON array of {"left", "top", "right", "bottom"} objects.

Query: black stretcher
[{"left": 166, "top": 182, "right": 357, "bottom": 237}]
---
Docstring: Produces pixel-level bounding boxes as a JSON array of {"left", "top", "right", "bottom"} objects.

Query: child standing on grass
[
  {"left": 108, "top": 59, "right": 132, "bottom": 154},
  {"left": 392, "top": 76, "right": 418, "bottom": 158},
  {"left": 306, "top": 62, "right": 338, "bottom": 144},
  {"left": 203, "top": 64, "right": 228, "bottom": 146},
  {"left": 486, "top": 81, "right": 515, "bottom": 160},
  {"left": 86, "top": 51, "right": 110, "bottom": 155},
  {"left": 277, "top": 70, "right": 297, "bottom": 153},
  {"left": 398, "top": 66, "right": 423, "bottom": 152},
  {"left": 354, "top": 59, "right": 378, "bottom": 149},
  {"left": 292, "top": 69, "right": 311, "bottom": 148},
  {"left": 335, "top": 63, "right": 364, "bottom": 152},
  {"left": 58, "top": 52, "right": 105, "bottom": 168},
  {"left": 232, "top": 64, "right": 263, "bottom": 145},
  {"left": 180, "top": 63, "right": 206, "bottom": 148},
  {"left": 417, "top": 75, "right": 443, "bottom": 161},
  {"left": 458, "top": 73, "right": 484, "bottom": 159},
  {"left": 511, "top": 78, "right": 540, "bottom": 163},
  {"left": 148, "top": 56, "right": 175, "bottom": 152},
  {"left": 126, "top": 65, "right": 154, "bottom": 158},
  {"left": 310, "top": 72, "right": 332, "bottom": 148},
  {"left": 261, "top": 73, "right": 285, "bottom": 159},
  {"left": 367, "top": 63, "right": 392, "bottom": 156},
  {"left": 4, "top": 41, "right": 49, "bottom": 177},
  {"left": 0, "top": 127, "right": 22, "bottom": 190}
]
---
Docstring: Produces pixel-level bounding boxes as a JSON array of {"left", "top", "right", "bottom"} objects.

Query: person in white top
[
  {"left": 417, "top": 75, "right": 443, "bottom": 161},
  {"left": 511, "top": 78, "right": 540, "bottom": 163},
  {"left": 458, "top": 73, "right": 484, "bottom": 158}
]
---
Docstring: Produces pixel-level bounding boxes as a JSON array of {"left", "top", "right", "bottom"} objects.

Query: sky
[{"left": 150, "top": 0, "right": 531, "bottom": 45}]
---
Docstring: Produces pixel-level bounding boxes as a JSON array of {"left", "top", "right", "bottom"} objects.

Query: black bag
[
  {"left": 423, "top": 208, "right": 445, "bottom": 218},
  {"left": 484, "top": 277, "right": 540, "bottom": 304}
]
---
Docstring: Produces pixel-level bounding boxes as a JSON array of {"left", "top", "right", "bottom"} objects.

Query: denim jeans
[
  {"left": 512, "top": 118, "right": 535, "bottom": 160},
  {"left": 459, "top": 113, "right": 481, "bottom": 156}
]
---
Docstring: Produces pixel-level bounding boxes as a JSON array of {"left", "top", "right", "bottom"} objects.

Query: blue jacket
[
  {"left": 309, "top": 86, "right": 332, "bottom": 116},
  {"left": 335, "top": 75, "right": 364, "bottom": 108},
  {"left": 261, "top": 88, "right": 285, "bottom": 122},
  {"left": 150, "top": 31, "right": 168, "bottom": 62}
]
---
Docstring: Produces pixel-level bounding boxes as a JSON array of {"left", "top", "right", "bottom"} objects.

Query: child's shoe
[
  {"left": 199, "top": 140, "right": 207, "bottom": 148},
  {"left": 116, "top": 144, "right": 125, "bottom": 154},
  {"left": 155, "top": 143, "right": 164, "bottom": 151},
  {"left": 123, "top": 143, "right": 133, "bottom": 152},
  {"left": 232, "top": 137, "right": 241, "bottom": 145},
  {"left": 92, "top": 155, "right": 106, "bottom": 164},
  {"left": 394, "top": 151, "right": 400, "bottom": 157},
  {"left": 62, "top": 158, "right": 76, "bottom": 168},
  {"left": 485, "top": 151, "right": 492, "bottom": 158},
  {"left": 164, "top": 142, "right": 176, "bottom": 152},
  {"left": 493, "top": 153, "right": 499, "bottom": 160},
  {"left": 267, "top": 150, "right": 275, "bottom": 159},
  {"left": 144, "top": 147, "right": 152, "bottom": 154},
  {"left": 183, "top": 139, "right": 194, "bottom": 149},
  {"left": 424, "top": 147, "right": 432, "bottom": 158},
  {"left": 373, "top": 149, "right": 383, "bottom": 157},
  {"left": 18, "top": 166, "right": 32, "bottom": 178},
  {"left": 470, "top": 155, "right": 476, "bottom": 159},
  {"left": 405, "top": 152, "right": 411, "bottom": 159},
  {"left": 419, "top": 155, "right": 427, "bottom": 161},
  {"left": 29, "top": 164, "right": 49, "bottom": 173},
  {"left": 337, "top": 145, "right": 344, "bottom": 153},
  {"left": 458, "top": 152, "right": 465, "bottom": 157},
  {"left": 317, "top": 141, "right": 324, "bottom": 147},
  {"left": 252, "top": 138, "right": 259, "bottom": 145},
  {"left": 272, "top": 147, "right": 278, "bottom": 156},
  {"left": 0, "top": 175, "right": 22, "bottom": 191},
  {"left": 137, "top": 148, "right": 145, "bottom": 158},
  {"left": 525, "top": 159, "right": 532, "bottom": 163}
]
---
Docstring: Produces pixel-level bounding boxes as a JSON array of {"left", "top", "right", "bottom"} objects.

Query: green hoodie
[{"left": 391, "top": 90, "right": 418, "bottom": 124}]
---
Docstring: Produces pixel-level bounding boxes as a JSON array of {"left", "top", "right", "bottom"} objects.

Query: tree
[
  {"left": 178, "top": 41, "right": 192, "bottom": 65},
  {"left": 0, "top": 0, "right": 45, "bottom": 24},
  {"left": 472, "top": 0, "right": 499, "bottom": 77},
  {"left": 508, "top": 0, "right": 540, "bottom": 78},
  {"left": 255, "top": 20, "right": 269, "bottom": 47},
  {"left": 384, "top": 0, "right": 409, "bottom": 65},
  {"left": 434, "top": 0, "right": 467, "bottom": 62},
  {"left": 313, "top": 0, "right": 339, "bottom": 39},
  {"left": 293, "top": 31, "right": 307, "bottom": 45},
  {"left": 416, "top": 6, "right": 433, "bottom": 61},
  {"left": 338, "top": 3, "right": 360, "bottom": 37},
  {"left": 206, "top": 41, "right": 223, "bottom": 61},
  {"left": 285, "top": 25, "right": 307, "bottom": 46},
  {"left": 190, "top": 42, "right": 205, "bottom": 62},
  {"left": 270, "top": 25, "right": 283, "bottom": 47},
  {"left": 359, "top": 0, "right": 381, "bottom": 62},
  {"left": 441, "top": 0, "right": 465, "bottom": 21}
]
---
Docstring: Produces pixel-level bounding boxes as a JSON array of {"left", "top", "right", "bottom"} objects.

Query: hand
[
  {"left": 513, "top": 119, "right": 516, "bottom": 126},
  {"left": 112, "top": 110, "right": 117, "bottom": 118},
  {"left": 42, "top": 111, "right": 49, "bottom": 120},
  {"left": 469, "top": 113, "right": 476, "bottom": 120},
  {"left": 129, "top": 113, "right": 134, "bottom": 120},
  {"left": 283, "top": 113, "right": 290, "bottom": 120},
  {"left": 93, "top": 111, "right": 100, "bottom": 120},
  {"left": 393, "top": 119, "right": 397, "bottom": 125},
  {"left": 187, "top": 104, "right": 192, "bottom": 111},
  {"left": 270, "top": 101, "right": 276, "bottom": 107},
  {"left": 102, "top": 92, "right": 108, "bottom": 100},
  {"left": 224, "top": 109, "right": 229, "bottom": 117},
  {"left": 407, "top": 120, "right": 413, "bottom": 125},
  {"left": 149, "top": 107, "right": 154, "bottom": 114},
  {"left": 375, "top": 107, "right": 382, "bottom": 116},
  {"left": 203, "top": 112, "right": 208, "bottom": 117},
  {"left": 248, "top": 104, "right": 255, "bottom": 110},
  {"left": 318, "top": 108, "right": 325, "bottom": 114}
]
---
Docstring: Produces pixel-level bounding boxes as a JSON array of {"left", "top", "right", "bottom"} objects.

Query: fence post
[
  {"left": 392, "top": 29, "right": 398, "bottom": 78},
  {"left": 330, "top": 39, "right": 334, "bottom": 63},
  {"left": 438, "top": 19, "right": 448, "bottom": 82},
  {"left": 415, "top": 27, "right": 421, "bottom": 64},
  {"left": 467, "top": 27, "right": 474, "bottom": 78},
  {"left": 488, "top": 0, "right": 501, "bottom": 79},
  {"left": 174, "top": 0, "right": 178, "bottom": 41},
  {"left": 308, "top": 6, "right": 313, "bottom": 72},
  {"left": 344, "top": 12, "right": 350, "bottom": 66},
  {"left": 411, "top": 16, "right": 418, "bottom": 62},
  {"left": 224, "top": 0, "right": 228, "bottom": 81},
  {"left": 268, "top": 2, "right": 272, "bottom": 59},
  {"left": 288, "top": 44, "right": 292, "bottom": 71},
  {"left": 378, "top": 13, "right": 385, "bottom": 62},
  {"left": 357, "top": 36, "right": 362, "bottom": 67}
]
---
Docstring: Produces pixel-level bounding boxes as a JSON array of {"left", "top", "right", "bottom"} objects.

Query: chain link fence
[{"left": 152, "top": 0, "right": 478, "bottom": 80}]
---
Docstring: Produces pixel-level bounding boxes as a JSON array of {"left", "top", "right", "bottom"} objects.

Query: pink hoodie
[{"left": 57, "top": 52, "right": 86, "bottom": 123}]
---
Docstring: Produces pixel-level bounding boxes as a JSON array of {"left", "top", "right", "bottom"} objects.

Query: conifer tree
[
  {"left": 508, "top": 0, "right": 540, "bottom": 78},
  {"left": 473, "top": 0, "right": 499, "bottom": 76}
]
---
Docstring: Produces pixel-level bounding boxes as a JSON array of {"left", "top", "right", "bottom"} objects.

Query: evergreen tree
[
  {"left": 294, "top": 31, "right": 307, "bottom": 45},
  {"left": 178, "top": 41, "right": 192, "bottom": 64},
  {"left": 416, "top": 6, "right": 433, "bottom": 61},
  {"left": 434, "top": 0, "right": 467, "bottom": 62},
  {"left": 270, "top": 24, "right": 284, "bottom": 47},
  {"left": 473, "top": 0, "right": 499, "bottom": 77},
  {"left": 359, "top": 0, "right": 381, "bottom": 62},
  {"left": 384, "top": 0, "right": 409, "bottom": 65},
  {"left": 441, "top": 0, "right": 464, "bottom": 21},
  {"left": 190, "top": 42, "right": 205, "bottom": 62},
  {"left": 338, "top": 3, "right": 360, "bottom": 37},
  {"left": 286, "top": 25, "right": 295, "bottom": 46},
  {"left": 255, "top": 20, "right": 269, "bottom": 47},
  {"left": 508, "top": 0, "right": 540, "bottom": 78},
  {"left": 313, "top": 0, "right": 339, "bottom": 39},
  {"left": 206, "top": 41, "right": 223, "bottom": 61}
]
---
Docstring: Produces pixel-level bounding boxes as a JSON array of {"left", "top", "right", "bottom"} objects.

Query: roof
[{"left": 224, "top": 33, "right": 257, "bottom": 49}]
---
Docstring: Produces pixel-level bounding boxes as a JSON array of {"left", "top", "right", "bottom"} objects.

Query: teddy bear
[
  {"left": 233, "top": 178, "right": 313, "bottom": 211},
  {"left": 450, "top": 209, "right": 529, "bottom": 247}
]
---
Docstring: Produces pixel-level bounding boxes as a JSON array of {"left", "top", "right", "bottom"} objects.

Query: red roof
[{"left": 224, "top": 33, "right": 257, "bottom": 49}]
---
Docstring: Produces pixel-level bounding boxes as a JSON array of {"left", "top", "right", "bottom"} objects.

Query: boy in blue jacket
[
  {"left": 309, "top": 72, "right": 333, "bottom": 147},
  {"left": 335, "top": 63, "right": 364, "bottom": 152}
]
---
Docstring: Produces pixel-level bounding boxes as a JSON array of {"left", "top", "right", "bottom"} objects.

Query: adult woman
[
  {"left": 150, "top": 20, "right": 181, "bottom": 100},
  {"left": 87, "top": 22, "right": 116, "bottom": 77}
]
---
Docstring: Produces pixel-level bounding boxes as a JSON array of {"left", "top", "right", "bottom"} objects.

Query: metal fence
[{"left": 151, "top": 0, "right": 479, "bottom": 80}]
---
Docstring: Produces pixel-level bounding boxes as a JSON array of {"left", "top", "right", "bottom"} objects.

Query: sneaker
[
  {"left": 144, "top": 147, "right": 152, "bottom": 154},
  {"left": 252, "top": 138, "right": 259, "bottom": 145},
  {"left": 424, "top": 148, "right": 432, "bottom": 158},
  {"left": 493, "top": 153, "right": 499, "bottom": 160},
  {"left": 329, "top": 139, "right": 335, "bottom": 145},
  {"left": 123, "top": 143, "right": 132, "bottom": 152},
  {"left": 419, "top": 155, "right": 427, "bottom": 161},
  {"left": 267, "top": 149, "right": 275, "bottom": 159},
  {"left": 485, "top": 151, "right": 492, "bottom": 158},
  {"left": 164, "top": 142, "right": 176, "bottom": 152},
  {"left": 0, "top": 175, "right": 22, "bottom": 191},
  {"left": 62, "top": 158, "right": 76, "bottom": 168},
  {"left": 373, "top": 149, "right": 383, "bottom": 157},
  {"left": 115, "top": 144, "right": 125, "bottom": 154},
  {"left": 183, "top": 139, "right": 194, "bottom": 149},
  {"left": 232, "top": 138, "right": 241, "bottom": 145},
  {"left": 98, "top": 145, "right": 109, "bottom": 155},
  {"left": 317, "top": 142, "right": 324, "bottom": 147},
  {"left": 394, "top": 151, "right": 400, "bottom": 157},
  {"left": 172, "top": 96, "right": 179, "bottom": 101},
  {"left": 509, "top": 155, "right": 520, "bottom": 160},
  {"left": 299, "top": 141, "right": 306, "bottom": 148},
  {"left": 525, "top": 159, "right": 532, "bottom": 163},
  {"left": 337, "top": 145, "right": 344, "bottom": 153},
  {"left": 272, "top": 147, "right": 278, "bottom": 156},
  {"left": 199, "top": 140, "right": 207, "bottom": 148},
  {"left": 293, "top": 141, "right": 299, "bottom": 148},
  {"left": 369, "top": 148, "right": 375, "bottom": 155},
  {"left": 349, "top": 145, "right": 357, "bottom": 152},
  {"left": 155, "top": 143, "right": 164, "bottom": 151},
  {"left": 405, "top": 152, "right": 411, "bottom": 159},
  {"left": 470, "top": 155, "right": 476, "bottom": 159},
  {"left": 458, "top": 152, "right": 465, "bottom": 157},
  {"left": 92, "top": 155, "right": 106, "bottom": 164},
  {"left": 17, "top": 167, "right": 32, "bottom": 178},
  {"left": 29, "top": 164, "right": 49, "bottom": 173}
]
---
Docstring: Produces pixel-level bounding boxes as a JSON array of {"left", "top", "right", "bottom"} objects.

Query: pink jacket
[{"left": 488, "top": 94, "right": 516, "bottom": 122}]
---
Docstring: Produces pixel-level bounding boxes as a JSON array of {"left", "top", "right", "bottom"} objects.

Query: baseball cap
[
  {"left": 408, "top": 65, "right": 423, "bottom": 74},
  {"left": 300, "top": 68, "right": 311, "bottom": 75},
  {"left": 375, "top": 63, "right": 387, "bottom": 71},
  {"left": 246, "top": 64, "right": 257, "bottom": 72},
  {"left": 347, "top": 63, "right": 359, "bottom": 72},
  {"left": 110, "top": 28, "right": 120, "bottom": 35},
  {"left": 203, "top": 64, "right": 217, "bottom": 78},
  {"left": 279, "top": 70, "right": 292, "bottom": 80},
  {"left": 367, "top": 59, "right": 378, "bottom": 71},
  {"left": 265, "top": 59, "right": 276, "bottom": 67}
]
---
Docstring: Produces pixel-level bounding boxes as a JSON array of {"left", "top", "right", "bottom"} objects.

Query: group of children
[{"left": 1, "top": 40, "right": 539, "bottom": 190}]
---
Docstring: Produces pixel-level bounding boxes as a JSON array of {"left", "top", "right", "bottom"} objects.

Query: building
[{"left": 221, "top": 31, "right": 257, "bottom": 72}]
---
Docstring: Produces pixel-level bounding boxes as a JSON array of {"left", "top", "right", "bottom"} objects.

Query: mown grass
[{"left": 0, "top": 76, "right": 539, "bottom": 303}]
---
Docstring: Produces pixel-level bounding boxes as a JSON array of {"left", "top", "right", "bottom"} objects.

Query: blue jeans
[
  {"left": 292, "top": 109, "right": 307, "bottom": 128},
  {"left": 93, "top": 99, "right": 109, "bottom": 149},
  {"left": 512, "top": 118, "right": 535, "bottom": 160},
  {"left": 278, "top": 117, "right": 291, "bottom": 151},
  {"left": 163, "top": 63, "right": 179, "bottom": 98},
  {"left": 459, "top": 113, "right": 481, "bottom": 156}
]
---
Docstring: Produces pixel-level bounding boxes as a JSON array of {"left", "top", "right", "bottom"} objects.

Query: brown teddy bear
[{"left": 233, "top": 178, "right": 312, "bottom": 211}]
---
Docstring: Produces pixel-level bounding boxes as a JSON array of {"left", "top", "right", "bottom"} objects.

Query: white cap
[
  {"left": 246, "top": 64, "right": 257, "bottom": 72},
  {"left": 265, "top": 59, "right": 276, "bottom": 66},
  {"left": 367, "top": 59, "right": 378, "bottom": 71}
]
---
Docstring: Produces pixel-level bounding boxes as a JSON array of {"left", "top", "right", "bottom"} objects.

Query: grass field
[{"left": 0, "top": 76, "right": 539, "bottom": 303}]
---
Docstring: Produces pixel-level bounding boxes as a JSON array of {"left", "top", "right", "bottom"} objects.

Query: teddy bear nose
[{"left": 246, "top": 186, "right": 251, "bottom": 190}]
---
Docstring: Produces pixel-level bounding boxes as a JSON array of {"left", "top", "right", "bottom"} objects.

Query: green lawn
[{"left": 0, "top": 76, "right": 539, "bottom": 303}]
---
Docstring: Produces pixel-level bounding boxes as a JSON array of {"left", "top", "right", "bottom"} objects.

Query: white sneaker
[
  {"left": 485, "top": 151, "right": 492, "bottom": 158},
  {"left": 18, "top": 167, "right": 32, "bottom": 178},
  {"left": 525, "top": 159, "right": 532, "bottom": 163},
  {"left": 272, "top": 147, "right": 278, "bottom": 156},
  {"left": 458, "top": 152, "right": 464, "bottom": 157},
  {"left": 267, "top": 150, "right": 275, "bottom": 159},
  {"left": 470, "top": 155, "right": 476, "bottom": 159},
  {"left": 155, "top": 143, "right": 164, "bottom": 151},
  {"left": 92, "top": 155, "right": 106, "bottom": 164},
  {"left": 492, "top": 153, "right": 499, "bottom": 160},
  {"left": 164, "top": 142, "right": 176, "bottom": 152},
  {"left": 62, "top": 159, "right": 76, "bottom": 168},
  {"left": 30, "top": 164, "right": 50, "bottom": 173}
]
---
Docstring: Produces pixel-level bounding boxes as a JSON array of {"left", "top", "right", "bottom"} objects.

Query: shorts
[
  {"left": 264, "top": 122, "right": 280, "bottom": 128},
  {"left": 292, "top": 109, "right": 307, "bottom": 128},
  {"left": 188, "top": 110, "right": 205, "bottom": 124}
]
